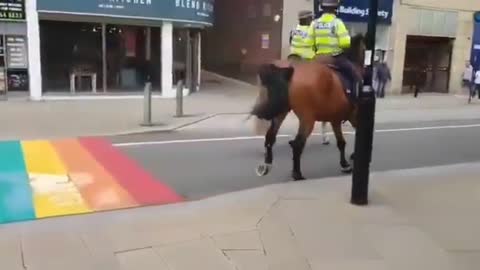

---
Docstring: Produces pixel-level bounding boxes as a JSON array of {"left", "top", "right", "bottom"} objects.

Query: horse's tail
[{"left": 249, "top": 63, "right": 293, "bottom": 135}]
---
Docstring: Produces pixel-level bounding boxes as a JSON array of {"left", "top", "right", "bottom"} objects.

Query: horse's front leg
[
  {"left": 332, "top": 121, "right": 352, "bottom": 173},
  {"left": 256, "top": 113, "right": 287, "bottom": 176},
  {"left": 348, "top": 116, "right": 358, "bottom": 162}
]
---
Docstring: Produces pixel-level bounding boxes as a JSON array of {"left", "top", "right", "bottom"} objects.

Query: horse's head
[
  {"left": 345, "top": 33, "right": 366, "bottom": 68},
  {"left": 344, "top": 33, "right": 366, "bottom": 78},
  {"left": 258, "top": 63, "right": 294, "bottom": 87}
]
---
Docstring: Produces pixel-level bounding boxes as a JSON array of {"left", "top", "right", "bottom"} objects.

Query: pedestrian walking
[
  {"left": 375, "top": 60, "right": 391, "bottom": 98},
  {"left": 475, "top": 68, "right": 480, "bottom": 99},
  {"left": 462, "top": 62, "right": 473, "bottom": 89}
]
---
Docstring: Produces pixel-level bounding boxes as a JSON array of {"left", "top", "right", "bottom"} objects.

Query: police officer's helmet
[
  {"left": 298, "top": 10, "right": 313, "bottom": 20},
  {"left": 321, "top": 0, "right": 340, "bottom": 8}
]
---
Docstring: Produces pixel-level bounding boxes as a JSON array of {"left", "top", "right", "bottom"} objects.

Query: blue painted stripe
[{"left": 0, "top": 141, "right": 35, "bottom": 224}]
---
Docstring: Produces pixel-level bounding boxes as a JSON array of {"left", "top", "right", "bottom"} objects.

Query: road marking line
[{"left": 114, "top": 123, "right": 480, "bottom": 147}]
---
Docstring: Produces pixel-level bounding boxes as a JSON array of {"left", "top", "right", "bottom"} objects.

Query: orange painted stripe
[{"left": 51, "top": 139, "right": 138, "bottom": 211}]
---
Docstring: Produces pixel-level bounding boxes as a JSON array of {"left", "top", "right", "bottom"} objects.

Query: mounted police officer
[
  {"left": 308, "top": 0, "right": 360, "bottom": 96},
  {"left": 289, "top": 10, "right": 315, "bottom": 62},
  {"left": 289, "top": 10, "right": 330, "bottom": 144}
]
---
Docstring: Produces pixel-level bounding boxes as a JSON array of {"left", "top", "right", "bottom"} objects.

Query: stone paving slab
[{"left": 0, "top": 162, "right": 479, "bottom": 269}]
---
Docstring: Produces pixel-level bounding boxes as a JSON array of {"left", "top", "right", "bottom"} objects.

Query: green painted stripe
[{"left": 0, "top": 141, "right": 35, "bottom": 224}]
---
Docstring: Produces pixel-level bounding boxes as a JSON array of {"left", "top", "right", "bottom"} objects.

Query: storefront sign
[
  {"left": 314, "top": 0, "right": 393, "bottom": 25},
  {"left": 37, "top": 0, "right": 215, "bottom": 25},
  {"left": 0, "top": 0, "right": 25, "bottom": 21},
  {"left": 5, "top": 35, "right": 28, "bottom": 69},
  {"left": 261, "top": 34, "right": 270, "bottom": 49},
  {"left": 474, "top": 11, "right": 480, "bottom": 23}
]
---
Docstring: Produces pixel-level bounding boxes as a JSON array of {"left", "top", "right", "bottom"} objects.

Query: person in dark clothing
[{"left": 375, "top": 61, "right": 391, "bottom": 98}]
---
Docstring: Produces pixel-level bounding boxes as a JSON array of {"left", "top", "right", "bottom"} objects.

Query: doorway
[{"left": 402, "top": 35, "right": 453, "bottom": 93}]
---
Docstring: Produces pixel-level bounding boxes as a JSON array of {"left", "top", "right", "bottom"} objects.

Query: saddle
[{"left": 313, "top": 55, "right": 358, "bottom": 104}]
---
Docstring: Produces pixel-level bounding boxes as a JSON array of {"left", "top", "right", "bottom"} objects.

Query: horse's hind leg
[
  {"left": 332, "top": 121, "right": 353, "bottom": 173},
  {"left": 290, "top": 117, "right": 315, "bottom": 181},
  {"left": 256, "top": 112, "right": 287, "bottom": 176}
]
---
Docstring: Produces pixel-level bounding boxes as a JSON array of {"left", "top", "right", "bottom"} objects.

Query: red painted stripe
[{"left": 79, "top": 137, "right": 183, "bottom": 205}]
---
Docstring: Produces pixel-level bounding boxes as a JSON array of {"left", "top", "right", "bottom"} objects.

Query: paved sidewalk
[
  {"left": 1, "top": 162, "right": 479, "bottom": 270},
  {"left": 1, "top": 71, "right": 480, "bottom": 140}
]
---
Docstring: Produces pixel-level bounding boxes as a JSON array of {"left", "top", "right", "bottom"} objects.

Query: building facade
[
  {"left": 284, "top": 0, "right": 394, "bottom": 62},
  {"left": 3, "top": 0, "right": 215, "bottom": 100},
  {"left": 0, "top": 0, "right": 28, "bottom": 96},
  {"left": 204, "top": 0, "right": 479, "bottom": 96},
  {"left": 202, "top": 0, "right": 283, "bottom": 84},
  {"left": 389, "top": 0, "right": 480, "bottom": 94}
]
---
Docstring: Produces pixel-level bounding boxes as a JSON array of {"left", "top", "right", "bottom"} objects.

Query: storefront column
[
  {"left": 26, "top": 0, "right": 43, "bottom": 100},
  {"left": 146, "top": 27, "right": 151, "bottom": 61},
  {"left": 161, "top": 22, "right": 174, "bottom": 97},
  {"left": 102, "top": 23, "right": 107, "bottom": 92},
  {"left": 196, "top": 31, "right": 202, "bottom": 91}
]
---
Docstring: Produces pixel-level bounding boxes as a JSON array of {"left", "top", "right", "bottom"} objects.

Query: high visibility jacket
[
  {"left": 289, "top": 25, "right": 315, "bottom": 60},
  {"left": 308, "top": 13, "right": 351, "bottom": 56}
]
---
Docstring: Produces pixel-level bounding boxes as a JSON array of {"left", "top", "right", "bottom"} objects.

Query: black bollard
[
  {"left": 141, "top": 60, "right": 153, "bottom": 126},
  {"left": 176, "top": 80, "right": 184, "bottom": 117},
  {"left": 351, "top": 0, "right": 378, "bottom": 206}
]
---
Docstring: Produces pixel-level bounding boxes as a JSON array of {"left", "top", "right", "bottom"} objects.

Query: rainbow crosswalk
[{"left": 0, "top": 138, "right": 183, "bottom": 224}]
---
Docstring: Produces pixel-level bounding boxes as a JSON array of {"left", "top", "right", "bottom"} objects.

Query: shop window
[
  {"left": 247, "top": 4, "right": 256, "bottom": 18},
  {"left": 0, "top": 34, "right": 30, "bottom": 92},
  {"left": 40, "top": 20, "right": 161, "bottom": 93},
  {"left": 106, "top": 25, "right": 161, "bottom": 91},
  {"left": 40, "top": 21, "right": 102, "bottom": 92},
  {"left": 262, "top": 3, "right": 272, "bottom": 17}
]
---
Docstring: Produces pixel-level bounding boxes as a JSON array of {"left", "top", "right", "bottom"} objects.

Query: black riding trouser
[{"left": 333, "top": 53, "right": 359, "bottom": 93}]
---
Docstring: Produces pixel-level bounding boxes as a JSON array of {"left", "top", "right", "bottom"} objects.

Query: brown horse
[{"left": 250, "top": 34, "right": 366, "bottom": 180}]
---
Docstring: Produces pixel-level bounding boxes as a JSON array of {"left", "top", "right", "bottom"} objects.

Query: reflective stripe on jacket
[
  {"left": 308, "top": 13, "right": 351, "bottom": 56},
  {"left": 289, "top": 25, "right": 315, "bottom": 60}
]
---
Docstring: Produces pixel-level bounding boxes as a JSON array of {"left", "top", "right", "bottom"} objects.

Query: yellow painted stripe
[{"left": 21, "top": 140, "right": 91, "bottom": 218}]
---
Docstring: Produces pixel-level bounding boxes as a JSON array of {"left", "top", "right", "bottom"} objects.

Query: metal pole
[
  {"left": 102, "top": 23, "right": 107, "bottom": 93},
  {"left": 186, "top": 28, "right": 192, "bottom": 94},
  {"left": 142, "top": 79, "right": 152, "bottom": 126},
  {"left": 176, "top": 79, "right": 184, "bottom": 117},
  {"left": 351, "top": 0, "right": 378, "bottom": 206}
]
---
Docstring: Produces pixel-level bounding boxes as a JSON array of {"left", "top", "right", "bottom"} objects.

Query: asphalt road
[{"left": 110, "top": 119, "right": 480, "bottom": 200}]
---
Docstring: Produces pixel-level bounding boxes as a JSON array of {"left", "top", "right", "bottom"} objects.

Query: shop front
[
  {"left": 26, "top": 0, "right": 214, "bottom": 99},
  {"left": 0, "top": 0, "right": 29, "bottom": 98}
]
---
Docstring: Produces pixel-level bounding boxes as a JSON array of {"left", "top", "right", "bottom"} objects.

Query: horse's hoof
[
  {"left": 256, "top": 163, "right": 272, "bottom": 176},
  {"left": 341, "top": 164, "right": 353, "bottom": 174},
  {"left": 322, "top": 139, "right": 330, "bottom": 145},
  {"left": 350, "top": 153, "right": 355, "bottom": 161},
  {"left": 292, "top": 172, "right": 306, "bottom": 181}
]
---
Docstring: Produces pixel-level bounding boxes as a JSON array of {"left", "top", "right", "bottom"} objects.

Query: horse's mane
[
  {"left": 345, "top": 33, "right": 365, "bottom": 66},
  {"left": 351, "top": 34, "right": 365, "bottom": 49}
]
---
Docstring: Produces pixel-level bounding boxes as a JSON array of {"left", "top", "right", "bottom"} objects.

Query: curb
[
  {"left": 202, "top": 70, "right": 256, "bottom": 88},
  {"left": 104, "top": 112, "right": 251, "bottom": 137}
]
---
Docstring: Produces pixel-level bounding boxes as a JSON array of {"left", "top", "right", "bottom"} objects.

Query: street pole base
[
  {"left": 350, "top": 197, "right": 369, "bottom": 206},
  {"left": 140, "top": 122, "right": 154, "bottom": 127}
]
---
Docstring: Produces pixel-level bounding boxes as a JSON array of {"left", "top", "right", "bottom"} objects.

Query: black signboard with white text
[
  {"left": 6, "top": 35, "right": 27, "bottom": 69},
  {"left": 0, "top": 0, "right": 25, "bottom": 21}
]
